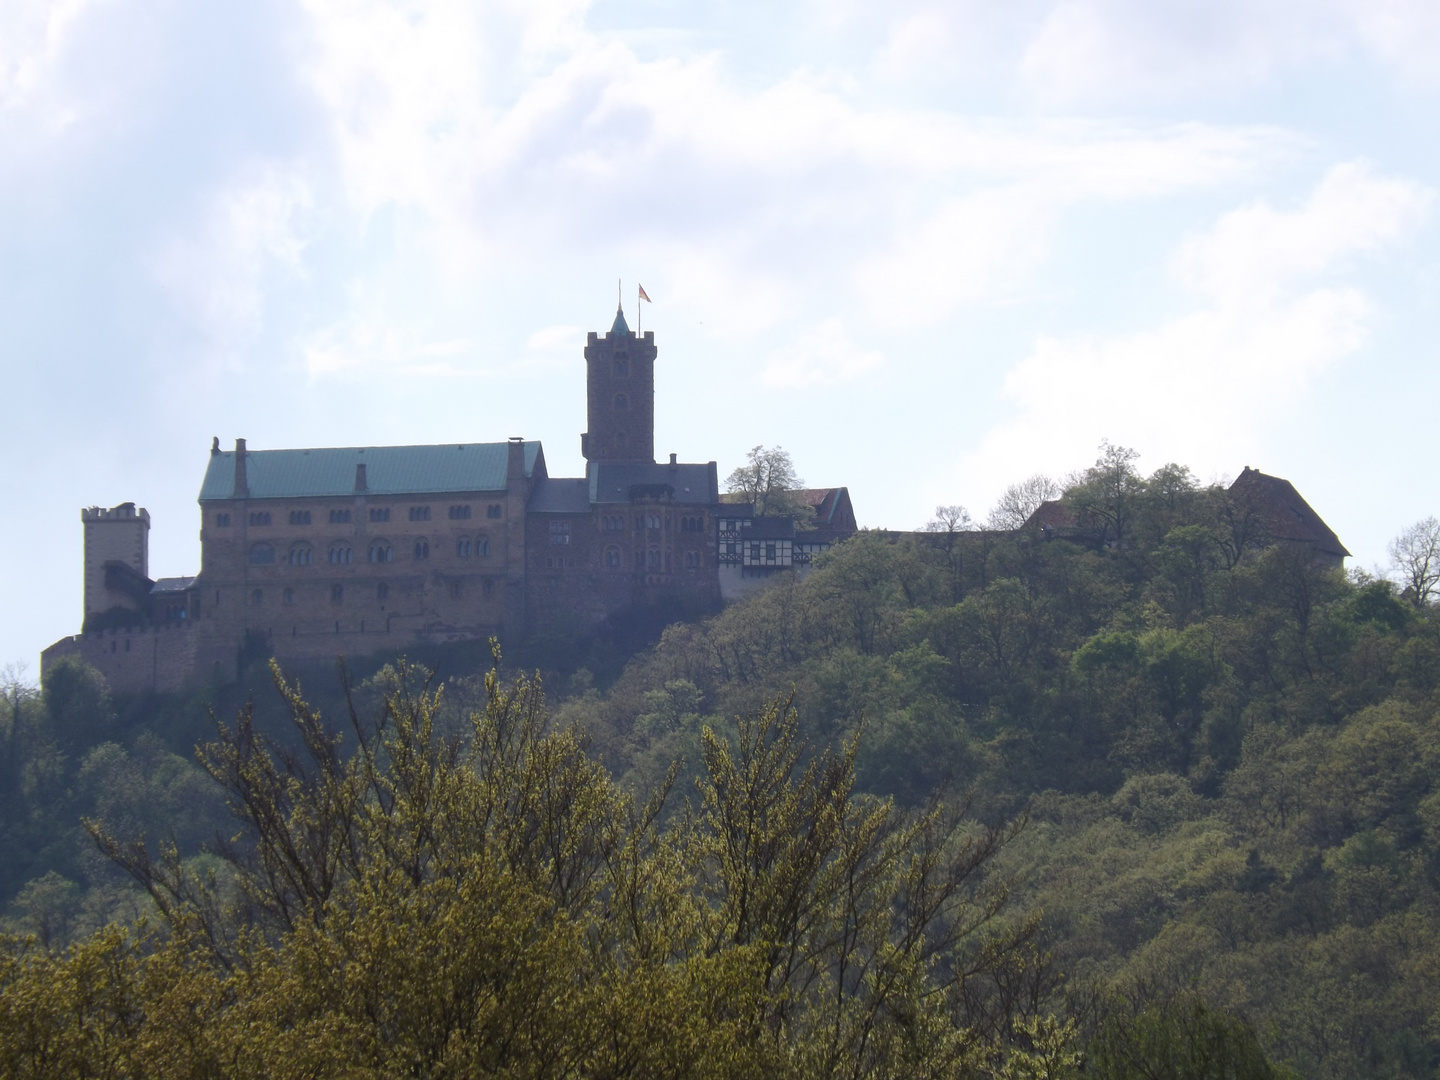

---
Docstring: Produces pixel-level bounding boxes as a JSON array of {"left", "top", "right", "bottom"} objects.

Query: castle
[{"left": 42, "top": 307, "right": 857, "bottom": 694}]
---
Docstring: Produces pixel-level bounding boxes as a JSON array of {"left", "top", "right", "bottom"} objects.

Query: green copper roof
[
  {"left": 199, "top": 441, "right": 542, "bottom": 501},
  {"left": 610, "top": 305, "right": 630, "bottom": 334}
]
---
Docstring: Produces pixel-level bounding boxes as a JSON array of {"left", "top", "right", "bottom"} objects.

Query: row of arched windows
[
  {"left": 597, "top": 547, "right": 704, "bottom": 570},
  {"left": 250, "top": 536, "right": 491, "bottom": 566}
]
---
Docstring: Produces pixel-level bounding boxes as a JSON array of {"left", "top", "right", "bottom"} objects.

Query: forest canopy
[{"left": 4, "top": 448, "right": 1437, "bottom": 1078}]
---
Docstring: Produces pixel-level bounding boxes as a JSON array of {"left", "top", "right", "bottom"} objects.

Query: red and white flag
[{"left": 638, "top": 284, "right": 652, "bottom": 303}]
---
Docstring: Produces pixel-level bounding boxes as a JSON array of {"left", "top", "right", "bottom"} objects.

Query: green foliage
[
  {"left": 1, "top": 657, "right": 1068, "bottom": 1078},
  {"left": 1088, "top": 997, "right": 1296, "bottom": 1080}
]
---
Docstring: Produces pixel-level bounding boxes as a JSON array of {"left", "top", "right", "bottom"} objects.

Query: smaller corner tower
[
  {"left": 81, "top": 502, "right": 150, "bottom": 623},
  {"left": 582, "top": 304, "right": 657, "bottom": 465}
]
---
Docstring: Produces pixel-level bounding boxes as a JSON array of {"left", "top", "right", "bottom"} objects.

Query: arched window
[
  {"left": 289, "top": 544, "right": 312, "bottom": 566},
  {"left": 414, "top": 538, "right": 430, "bottom": 560},
  {"left": 646, "top": 514, "right": 662, "bottom": 531},
  {"left": 329, "top": 544, "right": 352, "bottom": 565},
  {"left": 635, "top": 549, "right": 645, "bottom": 568},
  {"left": 283, "top": 588, "right": 294, "bottom": 605},
  {"left": 648, "top": 549, "right": 661, "bottom": 568},
  {"left": 613, "top": 393, "right": 628, "bottom": 412},
  {"left": 249, "top": 543, "right": 275, "bottom": 565},
  {"left": 368, "top": 541, "right": 392, "bottom": 563},
  {"left": 457, "top": 537, "right": 471, "bottom": 557},
  {"left": 331, "top": 584, "right": 344, "bottom": 604},
  {"left": 476, "top": 535, "right": 490, "bottom": 557},
  {"left": 604, "top": 546, "right": 621, "bottom": 567},
  {"left": 684, "top": 551, "right": 699, "bottom": 568}
]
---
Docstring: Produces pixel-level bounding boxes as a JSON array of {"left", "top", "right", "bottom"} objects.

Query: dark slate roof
[
  {"left": 528, "top": 477, "right": 591, "bottom": 514},
  {"left": 199, "top": 442, "right": 542, "bottom": 501},
  {"left": 587, "top": 461, "right": 719, "bottom": 506},
  {"left": 743, "top": 516, "right": 797, "bottom": 540},
  {"left": 150, "top": 576, "right": 197, "bottom": 594},
  {"left": 1230, "top": 467, "right": 1351, "bottom": 558},
  {"left": 1025, "top": 500, "right": 1077, "bottom": 530},
  {"left": 796, "top": 486, "right": 857, "bottom": 540},
  {"left": 611, "top": 306, "right": 630, "bottom": 334}
]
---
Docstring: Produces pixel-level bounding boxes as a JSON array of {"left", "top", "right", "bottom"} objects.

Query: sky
[{"left": 3, "top": 0, "right": 1438, "bottom": 675}]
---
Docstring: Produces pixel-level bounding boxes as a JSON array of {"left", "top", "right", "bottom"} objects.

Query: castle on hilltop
[{"left": 43, "top": 307, "right": 857, "bottom": 694}]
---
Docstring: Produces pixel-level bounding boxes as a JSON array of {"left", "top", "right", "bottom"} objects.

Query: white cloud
[
  {"left": 1176, "top": 161, "right": 1434, "bottom": 309},
  {"left": 152, "top": 163, "right": 314, "bottom": 366},
  {"left": 0, "top": 0, "right": 100, "bottom": 118},
  {"left": 527, "top": 323, "right": 585, "bottom": 350},
  {"left": 953, "top": 162, "right": 1433, "bottom": 509},
  {"left": 761, "top": 320, "right": 883, "bottom": 387}
]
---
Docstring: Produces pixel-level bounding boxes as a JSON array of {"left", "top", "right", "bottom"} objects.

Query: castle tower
[
  {"left": 582, "top": 305, "right": 656, "bottom": 464},
  {"left": 81, "top": 502, "right": 150, "bottom": 623}
]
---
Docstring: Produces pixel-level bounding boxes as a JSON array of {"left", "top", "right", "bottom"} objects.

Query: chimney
[
  {"left": 669, "top": 452, "right": 677, "bottom": 467},
  {"left": 211, "top": 436, "right": 220, "bottom": 457},
  {"left": 507, "top": 437, "right": 526, "bottom": 481},
  {"left": 355, "top": 463, "right": 367, "bottom": 492},
  {"left": 233, "top": 438, "right": 248, "bottom": 498}
]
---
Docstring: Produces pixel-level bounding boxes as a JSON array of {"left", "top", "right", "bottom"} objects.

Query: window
[
  {"left": 283, "top": 588, "right": 294, "bottom": 605},
  {"left": 749, "top": 542, "right": 761, "bottom": 562},
  {"left": 635, "top": 550, "right": 645, "bottom": 568},
  {"left": 613, "top": 393, "right": 629, "bottom": 412},
  {"left": 329, "top": 544, "right": 352, "bottom": 564},
  {"left": 289, "top": 544, "right": 312, "bottom": 566},
  {"left": 408, "top": 506, "right": 431, "bottom": 522},
  {"left": 377, "top": 583, "right": 388, "bottom": 601},
  {"left": 604, "top": 546, "right": 621, "bottom": 567},
  {"left": 289, "top": 510, "right": 312, "bottom": 525},
  {"left": 331, "top": 584, "right": 343, "bottom": 604},
  {"left": 767, "top": 543, "right": 777, "bottom": 562},
  {"left": 457, "top": 537, "right": 471, "bottom": 557},
  {"left": 487, "top": 504, "right": 502, "bottom": 519},
  {"left": 448, "top": 505, "right": 471, "bottom": 520},
  {"left": 369, "top": 507, "right": 390, "bottom": 523},
  {"left": 476, "top": 536, "right": 490, "bottom": 557},
  {"left": 646, "top": 514, "right": 662, "bottom": 531},
  {"left": 249, "top": 543, "right": 275, "bottom": 565},
  {"left": 414, "top": 539, "right": 430, "bottom": 560},
  {"left": 613, "top": 358, "right": 628, "bottom": 376},
  {"left": 549, "top": 521, "right": 571, "bottom": 546},
  {"left": 448, "top": 582, "right": 462, "bottom": 599},
  {"left": 681, "top": 515, "right": 704, "bottom": 533},
  {"left": 648, "top": 549, "right": 661, "bottom": 568},
  {"left": 602, "top": 515, "right": 625, "bottom": 531},
  {"left": 249, "top": 511, "right": 272, "bottom": 526},
  {"left": 251, "top": 589, "right": 263, "bottom": 605},
  {"left": 330, "top": 509, "right": 352, "bottom": 524},
  {"left": 368, "top": 541, "right": 392, "bottom": 563},
  {"left": 684, "top": 551, "right": 699, "bottom": 568},
  {"left": 216, "top": 512, "right": 231, "bottom": 527}
]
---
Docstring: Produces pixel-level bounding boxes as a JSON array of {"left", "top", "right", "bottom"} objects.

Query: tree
[
  {"left": 1388, "top": 516, "right": 1440, "bottom": 607},
  {"left": 923, "top": 506, "right": 976, "bottom": 601},
  {"left": 987, "top": 475, "right": 1062, "bottom": 531},
  {"left": 725, "top": 445, "right": 812, "bottom": 519},
  {"left": 0, "top": 653, "right": 1063, "bottom": 1078},
  {"left": 1064, "top": 442, "right": 1145, "bottom": 547},
  {"left": 1087, "top": 996, "right": 1297, "bottom": 1079}
]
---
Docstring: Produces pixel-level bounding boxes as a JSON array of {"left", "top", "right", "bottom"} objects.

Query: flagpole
[{"left": 638, "top": 284, "right": 642, "bottom": 336}]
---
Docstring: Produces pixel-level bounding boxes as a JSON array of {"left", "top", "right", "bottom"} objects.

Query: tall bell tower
[{"left": 582, "top": 304, "right": 657, "bottom": 464}]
